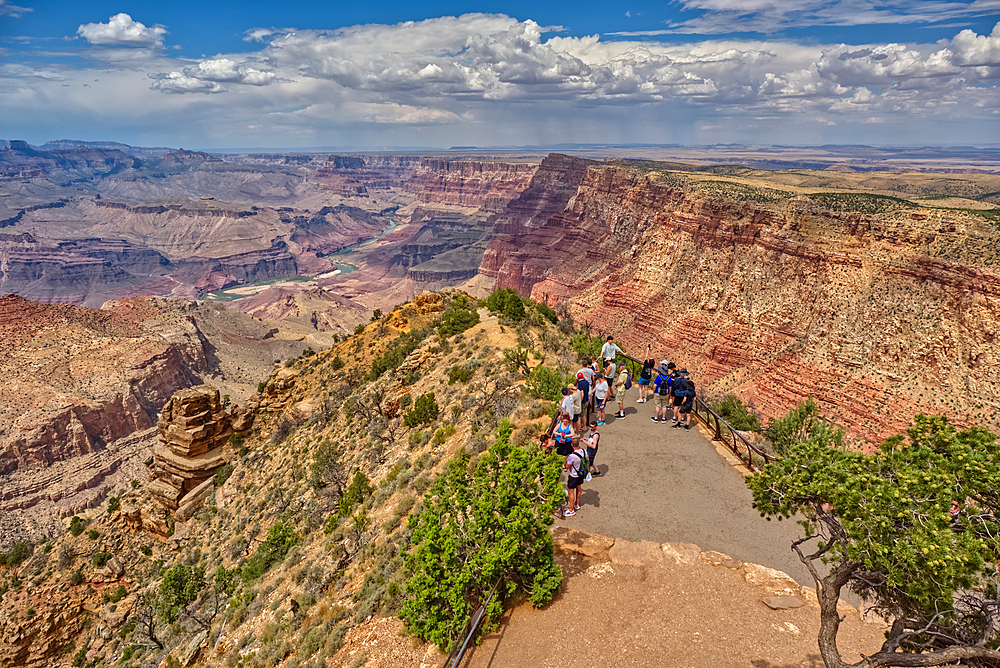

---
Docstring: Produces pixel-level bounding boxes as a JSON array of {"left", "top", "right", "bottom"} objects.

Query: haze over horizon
[{"left": 1, "top": 0, "right": 999, "bottom": 150}]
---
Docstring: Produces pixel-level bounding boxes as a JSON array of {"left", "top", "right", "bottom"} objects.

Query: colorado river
[{"left": 200, "top": 214, "right": 396, "bottom": 302}]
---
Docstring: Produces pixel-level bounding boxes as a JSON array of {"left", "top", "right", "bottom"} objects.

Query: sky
[{"left": 1, "top": 0, "right": 999, "bottom": 150}]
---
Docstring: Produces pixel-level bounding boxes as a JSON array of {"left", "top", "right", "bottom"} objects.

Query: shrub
[
  {"left": 711, "top": 395, "right": 761, "bottom": 432},
  {"left": 106, "top": 496, "right": 120, "bottom": 514},
  {"left": 157, "top": 563, "right": 206, "bottom": 623},
  {"left": 369, "top": 330, "right": 426, "bottom": 381},
  {"left": 338, "top": 471, "right": 373, "bottom": 518},
  {"left": 763, "top": 397, "right": 836, "bottom": 456},
  {"left": 69, "top": 516, "right": 84, "bottom": 537},
  {"left": 330, "top": 355, "right": 345, "bottom": 371},
  {"left": 485, "top": 288, "right": 526, "bottom": 321},
  {"left": 70, "top": 569, "right": 84, "bottom": 585},
  {"left": 139, "top": 545, "right": 153, "bottom": 557},
  {"left": 241, "top": 521, "right": 298, "bottom": 583},
  {"left": 92, "top": 552, "right": 112, "bottom": 567},
  {"left": 257, "top": 381, "right": 266, "bottom": 394},
  {"left": 404, "top": 393, "right": 439, "bottom": 428},
  {"left": 400, "top": 420, "right": 563, "bottom": 650},
  {"left": 354, "top": 324, "right": 366, "bottom": 336},
  {"left": 214, "top": 464, "right": 235, "bottom": 487},
  {"left": 0, "top": 541, "right": 32, "bottom": 567},
  {"left": 438, "top": 309, "right": 480, "bottom": 339},
  {"left": 447, "top": 365, "right": 473, "bottom": 385},
  {"left": 525, "top": 366, "right": 563, "bottom": 401},
  {"left": 87, "top": 530, "right": 100, "bottom": 541},
  {"left": 432, "top": 425, "right": 456, "bottom": 445},
  {"left": 569, "top": 332, "right": 603, "bottom": 364}
]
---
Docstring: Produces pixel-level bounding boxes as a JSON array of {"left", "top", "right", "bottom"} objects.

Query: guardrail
[{"left": 615, "top": 352, "right": 776, "bottom": 471}]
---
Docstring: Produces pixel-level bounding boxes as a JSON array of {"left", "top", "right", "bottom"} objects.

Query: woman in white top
[{"left": 593, "top": 373, "right": 610, "bottom": 425}]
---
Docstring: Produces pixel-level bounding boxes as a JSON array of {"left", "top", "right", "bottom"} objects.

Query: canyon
[
  {"left": 476, "top": 155, "right": 1000, "bottom": 446},
  {"left": 5, "top": 139, "right": 1000, "bottom": 544}
]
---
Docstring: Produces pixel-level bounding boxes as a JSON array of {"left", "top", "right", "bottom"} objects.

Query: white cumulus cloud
[
  {"left": 182, "top": 59, "right": 278, "bottom": 86},
  {"left": 148, "top": 71, "right": 226, "bottom": 94},
  {"left": 77, "top": 13, "right": 167, "bottom": 48}
]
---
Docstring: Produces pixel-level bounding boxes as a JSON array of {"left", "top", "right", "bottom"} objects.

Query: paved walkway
[{"left": 556, "top": 400, "right": 814, "bottom": 586}]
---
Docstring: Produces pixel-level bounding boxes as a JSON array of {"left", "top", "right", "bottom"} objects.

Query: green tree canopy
[
  {"left": 400, "top": 420, "right": 563, "bottom": 650},
  {"left": 749, "top": 413, "right": 1000, "bottom": 668},
  {"left": 157, "top": 564, "right": 206, "bottom": 623}
]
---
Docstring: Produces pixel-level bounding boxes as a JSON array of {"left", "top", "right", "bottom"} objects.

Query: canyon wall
[
  {"left": 481, "top": 158, "right": 1000, "bottom": 445},
  {"left": 404, "top": 159, "right": 537, "bottom": 211}
]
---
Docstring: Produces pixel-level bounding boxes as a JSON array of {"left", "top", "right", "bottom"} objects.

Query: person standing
[
  {"left": 637, "top": 358, "right": 654, "bottom": 403},
  {"left": 673, "top": 368, "right": 696, "bottom": 430},
  {"left": 585, "top": 421, "right": 601, "bottom": 476},
  {"left": 560, "top": 386, "right": 575, "bottom": 426},
  {"left": 600, "top": 335, "right": 622, "bottom": 366},
  {"left": 651, "top": 361, "right": 672, "bottom": 423},
  {"left": 614, "top": 365, "right": 629, "bottom": 419},
  {"left": 572, "top": 383, "right": 583, "bottom": 426},
  {"left": 576, "top": 371, "right": 591, "bottom": 425},
  {"left": 593, "top": 372, "right": 610, "bottom": 425},
  {"left": 563, "top": 440, "right": 587, "bottom": 516},
  {"left": 553, "top": 413, "right": 575, "bottom": 455}
]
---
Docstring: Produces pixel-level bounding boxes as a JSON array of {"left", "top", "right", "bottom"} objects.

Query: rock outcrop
[
  {"left": 479, "top": 158, "right": 1000, "bottom": 444},
  {"left": 147, "top": 386, "right": 252, "bottom": 516}
]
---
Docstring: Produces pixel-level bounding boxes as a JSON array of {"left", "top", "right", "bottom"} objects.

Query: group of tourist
[{"left": 542, "top": 337, "right": 699, "bottom": 518}]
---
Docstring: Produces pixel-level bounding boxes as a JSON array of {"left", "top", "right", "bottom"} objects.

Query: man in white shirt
[
  {"left": 600, "top": 336, "right": 622, "bottom": 365},
  {"left": 560, "top": 386, "right": 575, "bottom": 424}
]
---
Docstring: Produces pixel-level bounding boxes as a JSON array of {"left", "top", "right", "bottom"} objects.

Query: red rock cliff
[{"left": 480, "top": 162, "right": 1000, "bottom": 445}]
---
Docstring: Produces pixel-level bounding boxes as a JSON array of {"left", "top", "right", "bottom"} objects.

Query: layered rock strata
[
  {"left": 404, "top": 159, "right": 537, "bottom": 211},
  {"left": 478, "top": 158, "right": 1000, "bottom": 444},
  {"left": 147, "top": 386, "right": 252, "bottom": 516}
]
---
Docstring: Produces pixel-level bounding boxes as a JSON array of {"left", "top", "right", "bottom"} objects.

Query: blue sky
[{"left": 1, "top": 0, "right": 999, "bottom": 149}]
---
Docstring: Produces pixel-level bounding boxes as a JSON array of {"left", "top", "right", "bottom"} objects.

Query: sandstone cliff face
[
  {"left": 478, "top": 153, "right": 594, "bottom": 295},
  {"left": 481, "top": 161, "right": 1000, "bottom": 445},
  {"left": 404, "top": 159, "right": 537, "bottom": 211}
]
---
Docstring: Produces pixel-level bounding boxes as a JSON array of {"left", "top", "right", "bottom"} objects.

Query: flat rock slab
[
  {"left": 608, "top": 538, "right": 664, "bottom": 566},
  {"left": 662, "top": 541, "right": 701, "bottom": 566},
  {"left": 762, "top": 596, "right": 805, "bottom": 610},
  {"left": 552, "top": 527, "right": 615, "bottom": 561},
  {"left": 699, "top": 550, "right": 743, "bottom": 569},
  {"left": 742, "top": 562, "right": 800, "bottom": 594}
]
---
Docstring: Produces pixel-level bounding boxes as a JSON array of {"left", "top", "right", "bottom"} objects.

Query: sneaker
[
  {"left": 684, "top": 424, "right": 691, "bottom": 431},
  {"left": 650, "top": 416, "right": 659, "bottom": 423},
  {"left": 598, "top": 420, "right": 605, "bottom": 425},
  {"left": 617, "top": 412, "right": 625, "bottom": 418},
  {"left": 591, "top": 470, "right": 602, "bottom": 476},
  {"left": 574, "top": 504, "right": 580, "bottom": 510},
  {"left": 672, "top": 422, "right": 683, "bottom": 429},
  {"left": 563, "top": 509, "right": 576, "bottom": 517},
  {"left": 637, "top": 399, "right": 644, "bottom": 403}
]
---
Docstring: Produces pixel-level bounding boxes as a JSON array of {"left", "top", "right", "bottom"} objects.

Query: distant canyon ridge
[{"left": 3, "top": 139, "right": 1000, "bottom": 538}]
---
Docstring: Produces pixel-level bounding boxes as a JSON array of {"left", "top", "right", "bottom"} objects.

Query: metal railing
[{"left": 616, "top": 352, "right": 776, "bottom": 471}]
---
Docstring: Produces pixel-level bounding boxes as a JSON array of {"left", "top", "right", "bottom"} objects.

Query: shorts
[
  {"left": 616, "top": 387, "right": 627, "bottom": 401},
  {"left": 679, "top": 399, "right": 694, "bottom": 414},
  {"left": 654, "top": 394, "right": 669, "bottom": 409},
  {"left": 567, "top": 475, "right": 584, "bottom": 489},
  {"left": 672, "top": 396, "right": 684, "bottom": 407},
  {"left": 637, "top": 377, "right": 650, "bottom": 386},
  {"left": 597, "top": 396, "right": 608, "bottom": 409}
]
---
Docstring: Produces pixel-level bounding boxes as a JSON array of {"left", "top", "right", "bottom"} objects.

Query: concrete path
[{"left": 556, "top": 399, "right": 814, "bottom": 586}]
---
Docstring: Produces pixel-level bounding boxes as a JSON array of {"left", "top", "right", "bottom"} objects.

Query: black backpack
[{"left": 656, "top": 375, "right": 670, "bottom": 396}]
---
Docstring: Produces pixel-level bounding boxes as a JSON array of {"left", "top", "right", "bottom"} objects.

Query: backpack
[
  {"left": 573, "top": 449, "right": 590, "bottom": 478},
  {"left": 656, "top": 376, "right": 670, "bottom": 396},
  {"left": 624, "top": 371, "right": 632, "bottom": 390},
  {"left": 675, "top": 378, "right": 695, "bottom": 399}
]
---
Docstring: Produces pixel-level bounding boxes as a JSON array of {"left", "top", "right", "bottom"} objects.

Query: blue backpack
[{"left": 674, "top": 378, "right": 695, "bottom": 399}]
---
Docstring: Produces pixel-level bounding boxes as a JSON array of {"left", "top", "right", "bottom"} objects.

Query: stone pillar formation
[{"left": 147, "top": 385, "right": 253, "bottom": 517}]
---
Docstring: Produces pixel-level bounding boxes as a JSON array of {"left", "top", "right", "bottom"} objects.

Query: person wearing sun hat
[{"left": 651, "top": 361, "right": 672, "bottom": 423}]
